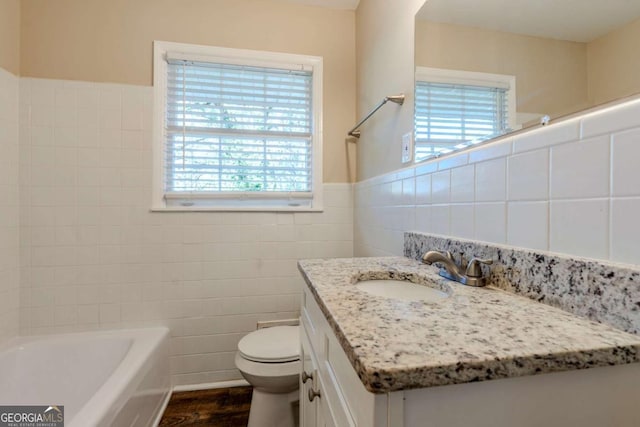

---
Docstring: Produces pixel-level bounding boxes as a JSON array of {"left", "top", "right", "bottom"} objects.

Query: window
[
  {"left": 153, "top": 41, "right": 323, "bottom": 211},
  {"left": 414, "top": 67, "right": 516, "bottom": 162}
]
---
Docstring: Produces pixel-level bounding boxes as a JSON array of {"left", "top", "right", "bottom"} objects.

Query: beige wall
[
  {"left": 588, "top": 16, "right": 640, "bottom": 106},
  {"left": 0, "top": 0, "right": 20, "bottom": 75},
  {"left": 20, "top": 0, "right": 356, "bottom": 183},
  {"left": 355, "top": 0, "right": 423, "bottom": 181},
  {"left": 415, "top": 20, "right": 590, "bottom": 120}
]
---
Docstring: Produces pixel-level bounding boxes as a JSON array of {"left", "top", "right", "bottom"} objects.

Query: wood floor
[{"left": 159, "top": 387, "right": 253, "bottom": 427}]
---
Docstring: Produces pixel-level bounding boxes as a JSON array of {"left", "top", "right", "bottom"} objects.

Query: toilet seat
[
  {"left": 235, "top": 353, "right": 300, "bottom": 379},
  {"left": 238, "top": 326, "right": 300, "bottom": 363}
]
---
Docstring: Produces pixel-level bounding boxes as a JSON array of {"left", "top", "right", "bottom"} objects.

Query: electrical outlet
[{"left": 402, "top": 132, "right": 413, "bottom": 163}]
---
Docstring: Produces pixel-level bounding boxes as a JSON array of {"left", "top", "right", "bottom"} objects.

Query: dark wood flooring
[{"left": 159, "top": 387, "right": 253, "bottom": 427}]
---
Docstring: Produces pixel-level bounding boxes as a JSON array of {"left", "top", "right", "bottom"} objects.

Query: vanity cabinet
[{"left": 299, "top": 285, "right": 640, "bottom": 427}]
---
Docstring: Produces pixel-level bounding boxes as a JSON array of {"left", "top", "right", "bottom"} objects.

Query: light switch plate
[{"left": 402, "top": 132, "right": 413, "bottom": 163}]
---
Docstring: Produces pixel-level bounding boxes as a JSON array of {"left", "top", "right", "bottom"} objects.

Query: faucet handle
[
  {"left": 465, "top": 257, "right": 493, "bottom": 278},
  {"left": 458, "top": 251, "right": 467, "bottom": 269}
]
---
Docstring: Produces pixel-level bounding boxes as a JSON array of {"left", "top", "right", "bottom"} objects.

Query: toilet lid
[{"left": 238, "top": 326, "right": 300, "bottom": 363}]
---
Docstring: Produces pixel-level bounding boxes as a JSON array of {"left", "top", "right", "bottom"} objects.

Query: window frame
[
  {"left": 152, "top": 41, "right": 323, "bottom": 212},
  {"left": 414, "top": 66, "right": 517, "bottom": 161}
]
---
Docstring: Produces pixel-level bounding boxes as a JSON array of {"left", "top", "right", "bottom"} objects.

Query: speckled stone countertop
[{"left": 297, "top": 257, "right": 640, "bottom": 394}]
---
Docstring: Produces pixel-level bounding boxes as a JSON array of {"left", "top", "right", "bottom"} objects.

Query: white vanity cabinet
[{"left": 300, "top": 286, "right": 640, "bottom": 427}]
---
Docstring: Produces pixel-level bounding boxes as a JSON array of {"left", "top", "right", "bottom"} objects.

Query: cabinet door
[
  {"left": 316, "top": 377, "right": 337, "bottom": 427},
  {"left": 300, "top": 327, "right": 318, "bottom": 427}
]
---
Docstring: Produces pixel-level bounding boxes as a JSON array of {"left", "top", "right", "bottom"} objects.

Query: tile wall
[
  {"left": 0, "top": 67, "right": 20, "bottom": 344},
  {"left": 355, "top": 99, "right": 640, "bottom": 267},
  {"left": 18, "top": 78, "right": 353, "bottom": 385}
]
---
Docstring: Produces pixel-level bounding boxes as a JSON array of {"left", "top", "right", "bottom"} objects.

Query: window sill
[{"left": 149, "top": 205, "right": 324, "bottom": 213}]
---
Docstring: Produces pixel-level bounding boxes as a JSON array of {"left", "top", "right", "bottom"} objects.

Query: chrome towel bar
[{"left": 348, "top": 94, "right": 405, "bottom": 138}]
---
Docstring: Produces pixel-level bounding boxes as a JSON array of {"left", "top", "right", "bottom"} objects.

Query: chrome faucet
[{"left": 422, "top": 250, "right": 493, "bottom": 287}]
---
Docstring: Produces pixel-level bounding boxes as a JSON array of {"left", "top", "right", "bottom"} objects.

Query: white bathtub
[{"left": 0, "top": 327, "right": 170, "bottom": 427}]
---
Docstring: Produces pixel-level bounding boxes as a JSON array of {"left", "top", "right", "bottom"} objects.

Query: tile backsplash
[
  {"left": 355, "top": 98, "right": 640, "bottom": 267},
  {"left": 405, "top": 232, "right": 640, "bottom": 335},
  {"left": 18, "top": 77, "right": 353, "bottom": 385}
]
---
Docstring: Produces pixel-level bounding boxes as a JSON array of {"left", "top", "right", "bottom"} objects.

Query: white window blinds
[
  {"left": 415, "top": 81, "right": 509, "bottom": 158},
  {"left": 164, "top": 56, "right": 314, "bottom": 205}
]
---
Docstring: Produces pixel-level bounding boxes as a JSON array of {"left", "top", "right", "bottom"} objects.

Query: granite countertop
[{"left": 297, "top": 257, "right": 640, "bottom": 394}]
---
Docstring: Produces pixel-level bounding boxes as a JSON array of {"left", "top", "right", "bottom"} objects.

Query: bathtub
[{"left": 0, "top": 327, "right": 170, "bottom": 427}]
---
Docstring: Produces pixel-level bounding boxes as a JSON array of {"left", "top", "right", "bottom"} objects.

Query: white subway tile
[
  {"left": 581, "top": 99, "right": 640, "bottom": 138},
  {"left": 55, "top": 107, "right": 77, "bottom": 128},
  {"left": 415, "top": 205, "right": 431, "bottom": 233},
  {"left": 54, "top": 305, "right": 77, "bottom": 326},
  {"left": 390, "top": 180, "right": 402, "bottom": 206},
  {"left": 476, "top": 158, "right": 506, "bottom": 202},
  {"left": 19, "top": 78, "right": 31, "bottom": 106},
  {"left": 30, "top": 306, "right": 54, "bottom": 328},
  {"left": 99, "top": 304, "right": 121, "bottom": 323},
  {"left": 507, "top": 201, "right": 548, "bottom": 251},
  {"left": 31, "top": 126, "right": 54, "bottom": 147},
  {"left": 468, "top": 138, "right": 512, "bottom": 163},
  {"left": 99, "top": 129, "right": 122, "bottom": 149},
  {"left": 99, "top": 108, "right": 122, "bottom": 130},
  {"left": 30, "top": 80, "right": 56, "bottom": 106},
  {"left": 54, "top": 126, "right": 78, "bottom": 147},
  {"left": 77, "top": 304, "right": 99, "bottom": 324},
  {"left": 431, "top": 170, "right": 450, "bottom": 204},
  {"left": 475, "top": 203, "right": 506, "bottom": 244},
  {"left": 431, "top": 205, "right": 450, "bottom": 236},
  {"left": 611, "top": 128, "right": 640, "bottom": 197},
  {"left": 550, "top": 136, "right": 609, "bottom": 199},
  {"left": 30, "top": 288, "right": 55, "bottom": 307},
  {"left": 99, "top": 87, "right": 122, "bottom": 109},
  {"left": 512, "top": 120, "right": 580, "bottom": 153},
  {"left": 122, "top": 92, "right": 144, "bottom": 131},
  {"left": 415, "top": 174, "right": 431, "bottom": 205},
  {"left": 450, "top": 204, "right": 474, "bottom": 239},
  {"left": 31, "top": 105, "right": 55, "bottom": 127},
  {"left": 401, "top": 178, "right": 415, "bottom": 206},
  {"left": 450, "top": 165, "right": 475, "bottom": 203},
  {"left": 508, "top": 149, "right": 548, "bottom": 201},
  {"left": 414, "top": 161, "right": 438, "bottom": 176},
  {"left": 76, "top": 87, "right": 99, "bottom": 108},
  {"left": 55, "top": 146, "right": 77, "bottom": 166},
  {"left": 438, "top": 152, "right": 468, "bottom": 170},
  {"left": 550, "top": 199, "right": 609, "bottom": 260},
  {"left": 77, "top": 126, "right": 99, "bottom": 147},
  {"left": 121, "top": 130, "right": 143, "bottom": 150},
  {"left": 610, "top": 198, "right": 640, "bottom": 265},
  {"left": 55, "top": 87, "right": 77, "bottom": 107}
]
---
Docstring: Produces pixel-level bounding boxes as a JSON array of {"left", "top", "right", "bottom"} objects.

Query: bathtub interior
[
  {"left": 0, "top": 336, "right": 131, "bottom": 419},
  {"left": 0, "top": 328, "right": 170, "bottom": 427}
]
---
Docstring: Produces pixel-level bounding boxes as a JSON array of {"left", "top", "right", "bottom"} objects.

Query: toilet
[{"left": 235, "top": 325, "right": 300, "bottom": 427}]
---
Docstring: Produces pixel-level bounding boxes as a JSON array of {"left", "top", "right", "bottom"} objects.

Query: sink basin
[{"left": 355, "top": 279, "right": 450, "bottom": 302}]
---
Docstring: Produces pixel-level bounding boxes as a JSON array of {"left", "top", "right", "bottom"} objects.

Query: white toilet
[{"left": 235, "top": 325, "right": 300, "bottom": 427}]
